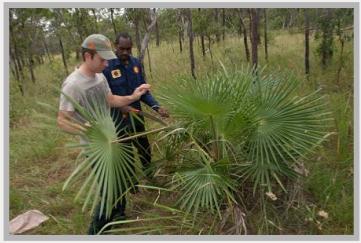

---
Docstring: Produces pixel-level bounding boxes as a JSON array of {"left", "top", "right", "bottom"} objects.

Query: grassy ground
[{"left": 9, "top": 30, "right": 353, "bottom": 235}]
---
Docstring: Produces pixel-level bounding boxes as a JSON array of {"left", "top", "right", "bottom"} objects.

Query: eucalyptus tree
[
  {"left": 316, "top": 9, "right": 336, "bottom": 68},
  {"left": 304, "top": 8, "right": 310, "bottom": 77},
  {"left": 250, "top": 8, "right": 260, "bottom": 70},
  {"left": 10, "top": 8, "right": 52, "bottom": 89}
]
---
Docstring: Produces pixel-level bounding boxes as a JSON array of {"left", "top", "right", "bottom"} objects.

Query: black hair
[
  {"left": 115, "top": 32, "right": 132, "bottom": 45},
  {"left": 81, "top": 47, "right": 96, "bottom": 61}
]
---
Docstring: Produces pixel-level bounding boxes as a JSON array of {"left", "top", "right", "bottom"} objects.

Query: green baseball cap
[{"left": 81, "top": 34, "right": 116, "bottom": 60}]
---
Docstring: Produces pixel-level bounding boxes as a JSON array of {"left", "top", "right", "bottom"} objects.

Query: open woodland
[{"left": 9, "top": 8, "right": 354, "bottom": 235}]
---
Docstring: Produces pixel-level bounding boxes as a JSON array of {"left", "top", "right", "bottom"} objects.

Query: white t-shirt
[{"left": 59, "top": 69, "right": 111, "bottom": 142}]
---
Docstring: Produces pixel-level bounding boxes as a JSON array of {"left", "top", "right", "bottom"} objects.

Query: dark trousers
[
  {"left": 121, "top": 117, "right": 152, "bottom": 176},
  {"left": 88, "top": 197, "right": 126, "bottom": 234},
  {"left": 130, "top": 126, "right": 152, "bottom": 176}
]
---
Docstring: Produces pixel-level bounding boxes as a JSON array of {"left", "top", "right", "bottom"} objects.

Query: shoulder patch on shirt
[
  {"left": 111, "top": 69, "right": 121, "bottom": 78},
  {"left": 133, "top": 66, "right": 140, "bottom": 74}
]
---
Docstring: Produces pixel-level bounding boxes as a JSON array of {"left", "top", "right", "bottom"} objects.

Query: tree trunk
[
  {"left": 110, "top": 8, "right": 117, "bottom": 37},
  {"left": 250, "top": 8, "right": 259, "bottom": 71},
  {"left": 42, "top": 38, "right": 52, "bottom": 63},
  {"left": 10, "top": 49, "right": 19, "bottom": 80},
  {"left": 139, "top": 9, "right": 157, "bottom": 64},
  {"left": 10, "top": 48, "right": 24, "bottom": 95},
  {"left": 28, "top": 54, "right": 36, "bottom": 83},
  {"left": 207, "top": 35, "right": 214, "bottom": 62},
  {"left": 134, "top": 17, "right": 142, "bottom": 57},
  {"left": 288, "top": 12, "right": 293, "bottom": 30},
  {"left": 201, "top": 34, "right": 206, "bottom": 59},
  {"left": 222, "top": 9, "right": 226, "bottom": 41},
  {"left": 37, "top": 55, "right": 44, "bottom": 65},
  {"left": 154, "top": 8, "right": 160, "bottom": 47},
  {"left": 336, "top": 38, "right": 345, "bottom": 85},
  {"left": 214, "top": 9, "right": 220, "bottom": 42},
  {"left": 186, "top": 9, "right": 196, "bottom": 79},
  {"left": 304, "top": 9, "right": 310, "bottom": 77},
  {"left": 14, "top": 50, "right": 25, "bottom": 81},
  {"left": 137, "top": 8, "right": 157, "bottom": 81},
  {"left": 239, "top": 10, "right": 250, "bottom": 62},
  {"left": 320, "top": 9, "right": 334, "bottom": 68},
  {"left": 59, "top": 36, "right": 69, "bottom": 75},
  {"left": 178, "top": 31, "right": 183, "bottom": 53},
  {"left": 282, "top": 14, "right": 287, "bottom": 29},
  {"left": 264, "top": 9, "right": 268, "bottom": 61},
  {"left": 147, "top": 46, "right": 152, "bottom": 74},
  {"left": 11, "top": 32, "right": 25, "bottom": 88}
]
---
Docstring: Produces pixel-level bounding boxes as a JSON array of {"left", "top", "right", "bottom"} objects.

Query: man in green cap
[{"left": 57, "top": 34, "right": 150, "bottom": 234}]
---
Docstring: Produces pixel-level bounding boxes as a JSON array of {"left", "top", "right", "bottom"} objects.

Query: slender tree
[
  {"left": 154, "top": 8, "right": 160, "bottom": 47},
  {"left": 317, "top": 9, "right": 335, "bottom": 68},
  {"left": 198, "top": 9, "right": 206, "bottom": 59},
  {"left": 42, "top": 37, "right": 52, "bottom": 63},
  {"left": 264, "top": 9, "right": 268, "bottom": 62},
  {"left": 214, "top": 9, "right": 221, "bottom": 42},
  {"left": 146, "top": 47, "right": 152, "bottom": 75},
  {"left": 138, "top": 8, "right": 157, "bottom": 64},
  {"left": 52, "top": 9, "right": 69, "bottom": 75},
  {"left": 250, "top": 8, "right": 260, "bottom": 70},
  {"left": 238, "top": 9, "right": 250, "bottom": 62},
  {"left": 177, "top": 9, "right": 184, "bottom": 53},
  {"left": 178, "top": 31, "right": 183, "bottom": 53},
  {"left": 59, "top": 36, "right": 69, "bottom": 75},
  {"left": 304, "top": 9, "right": 310, "bottom": 77},
  {"left": 110, "top": 8, "right": 118, "bottom": 36},
  {"left": 185, "top": 9, "right": 196, "bottom": 79},
  {"left": 222, "top": 9, "right": 226, "bottom": 41}
]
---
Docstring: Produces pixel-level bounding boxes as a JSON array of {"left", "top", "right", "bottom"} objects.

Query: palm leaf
[
  {"left": 60, "top": 90, "right": 141, "bottom": 219},
  {"left": 169, "top": 137, "right": 238, "bottom": 219},
  {"left": 160, "top": 66, "right": 330, "bottom": 196}
]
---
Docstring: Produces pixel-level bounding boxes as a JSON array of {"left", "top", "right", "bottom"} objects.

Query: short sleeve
[
  {"left": 59, "top": 82, "right": 78, "bottom": 112},
  {"left": 100, "top": 73, "right": 112, "bottom": 95}
]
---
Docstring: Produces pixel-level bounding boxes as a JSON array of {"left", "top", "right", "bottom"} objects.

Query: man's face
[
  {"left": 86, "top": 52, "right": 108, "bottom": 73},
  {"left": 116, "top": 37, "right": 132, "bottom": 62}
]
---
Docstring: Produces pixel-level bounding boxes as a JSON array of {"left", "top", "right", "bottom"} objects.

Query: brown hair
[{"left": 81, "top": 47, "right": 96, "bottom": 61}]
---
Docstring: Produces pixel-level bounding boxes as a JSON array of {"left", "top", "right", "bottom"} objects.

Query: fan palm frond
[
  {"left": 60, "top": 91, "right": 140, "bottom": 219},
  {"left": 241, "top": 75, "right": 332, "bottom": 193},
  {"left": 168, "top": 134, "right": 238, "bottom": 219},
  {"left": 160, "top": 66, "right": 330, "bottom": 196}
]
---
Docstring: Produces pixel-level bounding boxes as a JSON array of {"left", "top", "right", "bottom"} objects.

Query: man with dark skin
[{"left": 103, "top": 32, "right": 169, "bottom": 184}]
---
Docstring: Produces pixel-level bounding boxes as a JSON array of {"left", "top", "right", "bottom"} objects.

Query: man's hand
[
  {"left": 157, "top": 107, "right": 169, "bottom": 118},
  {"left": 132, "top": 84, "right": 151, "bottom": 100}
]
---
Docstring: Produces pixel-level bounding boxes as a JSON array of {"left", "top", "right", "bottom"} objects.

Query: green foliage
[
  {"left": 171, "top": 142, "right": 237, "bottom": 219},
  {"left": 158, "top": 67, "right": 331, "bottom": 220},
  {"left": 60, "top": 91, "right": 140, "bottom": 220},
  {"left": 329, "top": 93, "right": 352, "bottom": 160},
  {"left": 8, "top": 8, "right": 354, "bottom": 233}
]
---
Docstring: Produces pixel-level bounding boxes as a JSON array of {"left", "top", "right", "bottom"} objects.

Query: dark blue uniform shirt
[{"left": 103, "top": 56, "right": 159, "bottom": 129}]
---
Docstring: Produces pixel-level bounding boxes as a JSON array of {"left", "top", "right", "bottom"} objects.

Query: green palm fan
[
  {"left": 240, "top": 73, "right": 332, "bottom": 193},
  {"left": 159, "top": 66, "right": 331, "bottom": 211},
  {"left": 170, "top": 136, "right": 237, "bottom": 219},
  {"left": 61, "top": 90, "right": 140, "bottom": 220}
]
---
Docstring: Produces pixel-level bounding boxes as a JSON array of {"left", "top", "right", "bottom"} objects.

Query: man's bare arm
[
  {"left": 57, "top": 111, "right": 87, "bottom": 135},
  {"left": 107, "top": 84, "right": 151, "bottom": 108}
]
